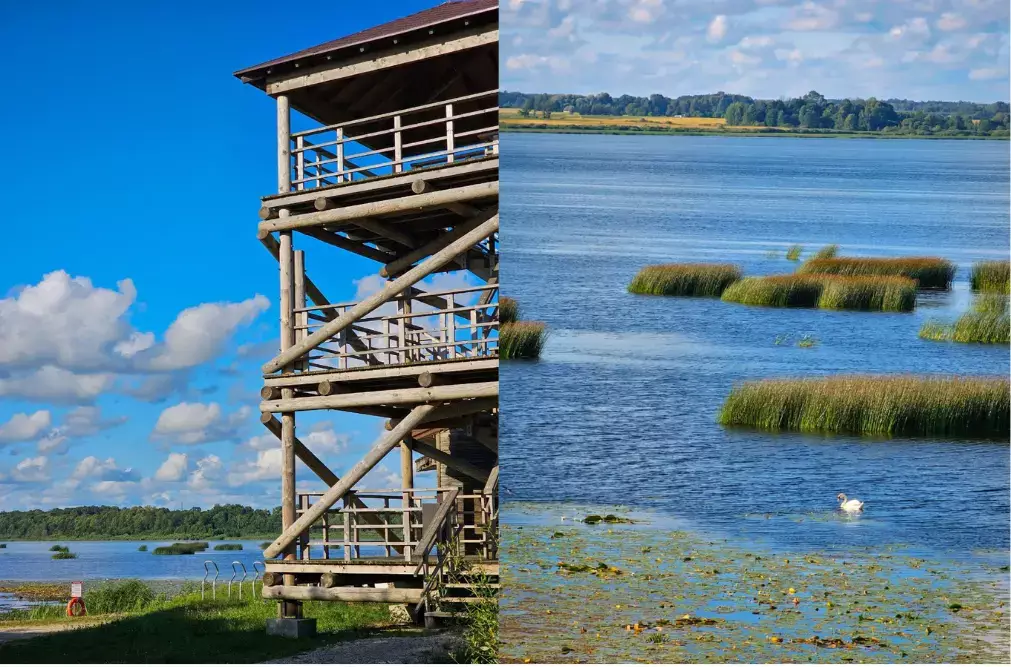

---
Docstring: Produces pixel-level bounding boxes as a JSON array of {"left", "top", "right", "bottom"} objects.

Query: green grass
[
  {"left": 500, "top": 321, "right": 547, "bottom": 360},
  {"left": 499, "top": 297, "right": 519, "bottom": 324},
  {"left": 628, "top": 263, "right": 742, "bottom": 297},
  {"left": 718, "top": 375, "right": 1009, "bottom": 438},
  {"left": 786, "top": 245, "right": 803, "bottom": 261},
  {"left": 152, "top": 543, "right": 208, "bottom": 555},
  {"left": 0, "top": 582, "right": 396, "bottom": 664},
  {"left": 813, "top": 244, "right": 839, "bottom": 259},
  {"left": 920, "top": 312, "right": 1010, "bottom": 344},
  {"left": 797, "top": 256, "right": 955, "bottom": 290},
  {"left": 49, "top": 545, "right": 69, "bottom": 552},
  {"left": 212, "top": 544, "right": 243, "bottom": 551},
  {"left": 51, "top": 551, "right": 77, "bottom": 560},
  {"left": 970, "top": 260, "right": 1010, "bottom": 294},
  {"left": 721, "top": 274, "right": 915, "bottom": 312}
]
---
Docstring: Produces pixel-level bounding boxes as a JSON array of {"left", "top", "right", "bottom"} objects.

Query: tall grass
[
  {"left": 797, "top": 257, "right": 955, "bottom": 290},
  {"left": 500, "top": 322, "right": 546, "bottom": 360},
  {"left": 786, "top": 245, "right": 803, "bottom": 261},
  {"left": 52, "top": 550, "right": 77, "bottom": 560},
  {"left": 87, "top": 580, "right": 159, "bottom": 614},
  {"left": 971, "top": 260, "right": 1010, "bottom": 294},
  {"left": 718, "top": 375, "right": 1009, "bottom": 438},
  {"left": 49, "top": 545, "right": 69, "bottom": 552},
  {"left": 628, "top": 263, "right": 742, "bottom": 297},
  {"left": 212, "top": 544, "right": 242, "bottom": 551},
  {"left": 920, "top": 312, "right": 1010, "bottom": 344},
  {"left": 499, "top": 297, "right": 519, "bottom": 324},
  {"left": 814, "top": 244, "right": 840, "bottom": 259},
  {"left": 153, "top": 543, "right": 207, "bottom": 555},
  {"left": 721, "top": 274, "right": 915, "bottom": 312}
]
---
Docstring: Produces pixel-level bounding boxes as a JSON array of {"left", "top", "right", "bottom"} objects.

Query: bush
[
  {"left": 797, "top": 257, "right": 955, "bottom": 290},
  {"left": 718, "top": 375, "right": 1009, "bottom": 438},
  {"left": 500, "top": 322, "right": 547, "bottom": 360},
  {"left": 213, "top": 544, "right": 243, "bottom": 551},
  {"left": 49, "top": 545, "right": 69, "bottom": 552},
  {"left": 499, "top": 297, "right": 519, "bottom": 324},
  {"left": 52, "top": 551, "right": 77, "bottom": 560},
  {"left": 86, "top": 580, "right": 156, "bottom": 614},
  {"left": 628, "top": 263, "right": 742, "bottom": 297}
]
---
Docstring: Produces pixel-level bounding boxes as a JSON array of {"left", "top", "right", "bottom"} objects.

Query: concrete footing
[{"left": 266, "top": 617, "right": 317, "bottom": 639}]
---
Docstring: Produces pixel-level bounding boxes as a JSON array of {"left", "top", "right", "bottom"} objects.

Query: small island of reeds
[
  {"left": 499, "top": 296, "right": 518, "bottom": 324},
  {"left": 212, "top": 543, "right": 243, "bottom": 551},
  {"left": 971, "top": 260, "right": 1010, "bottom": 294},
  {"left": 797, "top": 256, "right": 955, "bottom": 290},
  {"left": 500, "top": 321, "right": 547, "bottom": 360},
  {"left": 153, "top": 542, "right": 209, "bottom": 556},
  {"left": 50, "top": 545, "right": 77, "bottom": 560},
  {"left": 628, "top": 263, "right": 742, "bottom": 297},
  {"left": 920, "top": 294, "right": 1010, "bottom": 344},
  {"left": 718, "top": 375, "right": 1009, "bottom": 439},
  {"left": 721, "top": 274, "right": 916, "bottom": 312}
]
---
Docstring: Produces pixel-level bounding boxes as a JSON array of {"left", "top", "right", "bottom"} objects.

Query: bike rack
[
  {"left": 202, "top": 561, "right": 219, "bottom": 600},
  {"left": 251, "top": 561, "right": 264, "bottom": 599},
  {"left": 229, "top": 561, "right": 247, "bottom": 599}
]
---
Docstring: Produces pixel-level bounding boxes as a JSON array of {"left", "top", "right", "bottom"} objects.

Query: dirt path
[
  {"left": 263, "top": 631, "right": 463, "bottom": 664},
  {"left": 0, "top": 621, "right": 105, "bottom": 645}
]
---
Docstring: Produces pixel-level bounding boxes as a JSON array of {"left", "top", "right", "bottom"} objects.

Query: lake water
[
  {"left": 0, "top": 540, "right": 267, "bottom": 583},
  {"left": 500, "top": 133, "right": 1010, "bottom": 557}
]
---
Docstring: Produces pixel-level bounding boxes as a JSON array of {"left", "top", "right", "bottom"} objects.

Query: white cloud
[
  {"left": 968, "top": 67, "right": 1007, "bottom": 80},
  {"left": 0, "top": 411, "right": 51, "bottom": 445},
  {"left": 154, "top": 452, "right": 189, "bottom": 482},
  {"left": 786, "top": 3, "right": 839, "bottom": 31},
  {"left": 188, "top": 455, "right": 224, "bottom": 491},
  {"left": 0, "top": 367, "right": 114, "bottom": 404},
  {"left": 936, "top": 13, "right": 967, "bottom": 32},
  {"left": 11, "top": 456, "right": 50, "bottom": 483},
  {"left": 145, "top": 296, "right": 270, "bottom": 371},
  {"left": 38, "top": 406, "right": 127, "bottom": 455},
  {"left": 71, "top": 456, "right": 138, "bottom": 482},
  {"left": 707, "top": 15, "right": 728, "bottom": 42},
  {"left": 228, "top": 449, "right": 281, "bottom": 486},
  {"left": 152, "top": 402, "right": 250, "bottom": 445}
]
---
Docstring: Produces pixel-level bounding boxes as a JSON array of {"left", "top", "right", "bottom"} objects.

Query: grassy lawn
[{"left": 0, "top": 584, "right": 419, "bottom": 663}]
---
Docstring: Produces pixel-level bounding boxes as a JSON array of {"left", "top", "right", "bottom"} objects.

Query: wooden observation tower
[{"left": 234, "top": 0, "right": 499, "bottom": 635}]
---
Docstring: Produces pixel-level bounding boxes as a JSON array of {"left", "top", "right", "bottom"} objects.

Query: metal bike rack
[
  {"left": 229, "top": 561, "right": 247, "bottom": 599},
  {"left": 202, "top": 561, "right": 219, "bottom": 600},
  {"left": 251, "top": 561, "right": 264, "bottom": 599}
]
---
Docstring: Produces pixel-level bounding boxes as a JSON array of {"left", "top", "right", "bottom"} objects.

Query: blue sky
[
  {"left": 501, "top": 0, "right": 1010, "bottom": 102},
  {"left": 0, "top": 0, "right": 448, "bottom": 510}
]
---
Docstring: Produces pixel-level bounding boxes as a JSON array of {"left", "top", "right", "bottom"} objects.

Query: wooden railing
[
  {"left": 287, "top": 90, "right": 498, "bottom": 191},
  {"left": 290, "top": 285, "right": 499, "bottom": 372},
  {"left": 293, "top": 487, "right": 496, "bottom": 563}
]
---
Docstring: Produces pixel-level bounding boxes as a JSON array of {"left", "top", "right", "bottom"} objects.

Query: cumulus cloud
[
  {"left": 152, "top": 402, "right": 251, "bottom": 445},
  {"left": 71, "top": 456, "right": 138, "bottom": 482},
  {"left": 11, "top": 456, "right": 50, "bottom": 483},
  {"left": 145, "top": 297, "right": 270, "bottom": 371},
  {"left": 37, "top": 406, "right": 127, "bottom": 455},
  {"left": 707, "top": 15, "right": 728, "bottom": 42},
  {"left": 0, "top": 367, "right": 114, "bottom": 404},
  {"left": 0, "top": 411, "right": 51, "bottom": 445},
  {"left": 154, "top": 452, "right": 189, "bottom": 482}
]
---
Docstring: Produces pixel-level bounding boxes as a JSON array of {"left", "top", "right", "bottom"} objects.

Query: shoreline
[{"left": 500, "top": 125, "right": 1009, "bottom": 140}]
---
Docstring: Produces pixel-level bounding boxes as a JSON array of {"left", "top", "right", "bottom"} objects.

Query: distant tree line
[
  {"left": 500, "top": 90, "right": 1010, "bottom": 137},
  {"left": 0, "top": 505, "right": 281, "bottom": 540}
]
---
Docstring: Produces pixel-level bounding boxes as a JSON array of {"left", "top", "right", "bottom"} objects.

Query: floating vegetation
[
  {"left": 558, "top": 561, "right": 623, "bottom": 577},
  {"left": 628, "top": 263, "right": 742, "bottom": 297},
  {"left": 213, "top": 543, "right": 243, "bottom": 551},
  {"left": 718, "top": 375, "right": 1009, "bottom": 438},
  {"left": 970, "top": 260, "right": 1010, "bottom": 294},
  {"left": 722, "top": 274, "right": 915, "bottom": 312},
  {"left": 52, "top": 550, "right": 77, "bottom": 560},
  {"left": 499, "top": 504, "right": 1011, "bottom": 663},
  {"left": 797, "top": 257, "right": 955, "bottom": 290},
  {"left": 786, "top": 245, "right": 803, "bottom": 261},
  {"left": 920, "top": 312, "right": 1010, "bottom": 344},
  {"left": 583, "top": 514, "right": 635, "bottom": 525},
  {"left": 137, "top": 545, "right": 148, "bottom": 552},
  {"left": 0, "top": 583, "right": 65, "bottom": 601},
  {"left": 499, "top": 297, "right": 519, "bottom": 324},
  {"left": 797, "top": 335, "right": 818, "bottom": 348},
  {"left": 153, "top": 542, "right": 208, "bottom": 555},
  {"left": 813, "top": 244, "right": 839, "bottom": 260},
  {"left": 49, "top": 545, "right": 69, "bottom": 552},
  {"left": 500, "top": 321, "right": 547, "bottom": 360}
]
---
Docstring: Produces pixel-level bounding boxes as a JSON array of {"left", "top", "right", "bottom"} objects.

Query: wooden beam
[
  {"left": 263, "top": 213, "right": 499, "bottom": 374},
  {"left": 411, "top": 178, "right": 480, "bottom": 217},
  {"left": 262, "top": 403, "right": 436, "bottom": 559},
  {"left": 260, "top": 381, "right": 498, "bottom": 413},
  {"left": 385, "top": 397, "right": 498, "bottom": 429},
  {"left": 266, "top": 27, "right": 498, "bottom": 94},
  {"left": 297, "top": 227, "right": 394, "bottom": 264},
  {"left": 258, "top": 181, "right": 498, "bottom": 235},
  {"left": 380, "top": 207, "right": 497, "bottom": 278},
  {"left": 410, "top": 438, "right": 490, "bottom": 483},
  {"left": 262, "top": 358, "right": 497, "bottom": 388},
  {"left": 262, "top": 585, "right": 423, "bottom": 604}
]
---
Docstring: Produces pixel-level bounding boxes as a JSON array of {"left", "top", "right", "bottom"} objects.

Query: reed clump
[
  {"left": 970, "top": 260, "right": 1010, "bottom": 294},
  {"left": 628, "top": 263, "right": 742, "bottom": 297},
  {"left": 786, "top": 245, "right": 803, "bottom": 261},
  {"left": 213, "top": 544, "right": 243, "bottom": 551},
  {"left": 52, "top": 550, "right": 77, "bottom": 560},
  {"left": 49, "top": 545, "right": 68, "bottom": 552},
  {"left": 920, "top": 312, "right": 1010, "bottom": 344},
  {"left": 137, "top": 545, "right": 148, "bottom": 552},
  {"left": 813, "top": 244, "right": 839, "bottom": 259},
  {"left": 797, "top": 257, "right": 955, "bottom": 290},
  {"left": 499, "top": 297, "right": 519, "bottom": 324},
  {"left": 721, "top": 274, "right": 915, "bottom": 312},
  {"left": 153, "top": 542, "right": 208, "bottom": 556},
  {"left": 718, "top": 375, "right": 1009, "bottom": 438},
  {"left": 500, "top": 322, "right": 546, "bottom": 360}
]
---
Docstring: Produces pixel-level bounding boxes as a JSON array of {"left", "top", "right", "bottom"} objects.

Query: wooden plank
[
  {"left": 258, "top": 181, "right": 498, "bottom": 235},
  {"left": 262, "top": 358, "right": 498, "bottom": 388},
  {"left": 262, "top": 585, "right": 422, "bottom": 604},
  {"left": 263, "top": 562, "right": 419, "bottom": 575},
  {"left": 262, "top": 213, "right": 498, "bottom": 374},
  {"left": 413, "top": 489, "right": 460, "bottom": 557},
  {"left": 263, "top": 404, "right": 437, "bottom": 559},
  {"left": 260, "top": 381, "right": 498, "bottom": 413},
  {"left": 410, "top": 440, "right": 490, "bottom": 483},
  {"left": 381, "top": 207, "right": 497, "bottom": 278},
  {"left": 266, "top": 28, "right": 498, "bottom": 95}
]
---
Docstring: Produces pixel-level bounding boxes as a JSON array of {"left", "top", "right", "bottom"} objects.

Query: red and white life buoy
[{"left": 66, "top": 597, "right": 87, "bottom": 617}]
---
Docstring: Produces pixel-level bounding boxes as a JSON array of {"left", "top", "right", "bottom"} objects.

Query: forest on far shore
[
  {"left": 500, "top": 90, "right": 1011, "bottom": 137},
  {"left": 0, "top": 504, "right": 280, "bottom": 540}
]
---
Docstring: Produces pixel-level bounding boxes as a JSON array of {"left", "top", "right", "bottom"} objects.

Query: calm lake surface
[
  {"left": 0, "top": 540, "right": 266, "bottom": 582},
  {"left": 500, "top": 133, "right": 1010, "bottom": 558}
]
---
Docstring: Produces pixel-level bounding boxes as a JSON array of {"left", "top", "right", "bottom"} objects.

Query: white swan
[{"left": 837, "top": 493, "right": 864, "bottom": 512}]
